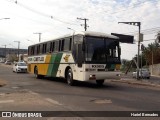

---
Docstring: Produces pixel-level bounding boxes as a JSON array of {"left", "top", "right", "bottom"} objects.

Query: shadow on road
[{"left": 34, "top": 76, "right": 123, "bottom": 90}]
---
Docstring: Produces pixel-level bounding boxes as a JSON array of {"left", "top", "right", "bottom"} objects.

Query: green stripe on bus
[{"left": 47, "top": 53, "right": 63, "bottom": 76}]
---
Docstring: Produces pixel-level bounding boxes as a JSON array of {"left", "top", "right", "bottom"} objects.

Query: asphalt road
[{"left": 0, "top": 64, "right": 160, "bottom": 120}]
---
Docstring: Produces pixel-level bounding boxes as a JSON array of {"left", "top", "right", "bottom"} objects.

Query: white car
[
  {"left": 132, "top": 68, "right": 150, "bottom": 79},
  {"left": 13, "top": 62, "right": 27, "bottom": 73}
]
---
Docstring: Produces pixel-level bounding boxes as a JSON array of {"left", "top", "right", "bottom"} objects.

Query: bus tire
[
  {"left": 67, "top": 69, "right": 74, "bottom": 86},
  {"left": 96, "top": 80, "right": 104, "bottom": 86},
  {"left": 34, "top": 67, "right": 43, "bottom": 79}
]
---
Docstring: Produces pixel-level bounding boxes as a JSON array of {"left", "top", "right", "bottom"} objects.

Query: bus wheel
[
  {"left": 34, "top": 67, "right": 43, "bottom": 79},
  {"left": 96, "top": 80, "right": 104, "bottom": 86},
  {"left": 67, "top": 69, "right": 74, "bottom": 86}
]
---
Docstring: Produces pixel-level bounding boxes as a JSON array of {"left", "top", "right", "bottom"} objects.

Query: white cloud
[{"left": 0, "top": 0, "right": 160, "bottom": 60}]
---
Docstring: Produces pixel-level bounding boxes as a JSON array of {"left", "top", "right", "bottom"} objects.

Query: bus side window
[
  {"left": 44, "top": 43, "right": 47, "bottom": 53},
  {"left": 64, "top": 38, "right": 71, "bottom": 51},
  {"left": 28, "top": 47, "right": 31, "bottom": 55},
  {"left": 46, "top": 42, "right": 50, "bottom": 53},
  {"left": 34, "top": 46, "right": 37, "bottom": 55},
  {"left": 42, "top": 44, "right": 44, "bottom": 53},
  {"left": 40, "top": 44, "right": 43, "bottom": 54},
  {"left": 69, "top": 38, "right": 72, "bottom": 50},
  {"left": 61, "top": 39, "right": 64, "bottom": 51},
  {"left": 59, "top": 40, "right": 61, "bottom": 51},
  {"left": 52, "top": 42, "right": 55, "bottom": 52},
  {"left": 31, "top": 46, "right": 35, "bottom": 55},
  {"left": 42, "top": 43, "right": 47, "bottom": 54},
  {"left": 54, "top": 41, "right": 59, "bottom": 52},
  {"left": 58, "top": 40, "right": 64, "bottom": 51},
  {"left": 37, "top": 45, "right": 40, "bottom": 55},
  {"left": 50, "top": 42, "right": 52, "bottom": 52}
]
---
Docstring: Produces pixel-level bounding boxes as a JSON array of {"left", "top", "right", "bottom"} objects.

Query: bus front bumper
[{"left": 84, "top": 71, "right": 121, "bottom": 81}]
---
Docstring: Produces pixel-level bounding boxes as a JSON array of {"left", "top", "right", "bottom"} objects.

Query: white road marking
[
  {"left": 0, "top": 100, "right": 14, "bottom": 104},
  {"left": 90, "top": 99, "right": 112, "bottom": 104},
  {"left": 45, "top": 98, "right": 62, "bottom": 105}
]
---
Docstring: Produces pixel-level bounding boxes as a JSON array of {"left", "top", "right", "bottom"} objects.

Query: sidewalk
[{"left": 110, "top": 73, "right": 160, "bottom": 88}]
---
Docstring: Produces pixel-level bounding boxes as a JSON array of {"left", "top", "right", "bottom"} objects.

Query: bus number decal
[{"left": 92, "top": 65, "right": 105, "bottom": 69}]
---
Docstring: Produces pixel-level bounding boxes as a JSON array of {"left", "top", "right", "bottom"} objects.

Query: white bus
[{"left": 28, "top": 31, "right": 121, "bottom": 86}]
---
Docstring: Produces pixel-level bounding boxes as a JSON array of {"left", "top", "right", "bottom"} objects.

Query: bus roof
[
  {"left": 29, "top": 31, "right": 119, "bottom": 46},
  {"left": 75, "top": 31, "right": 119, "bottom": 39}
]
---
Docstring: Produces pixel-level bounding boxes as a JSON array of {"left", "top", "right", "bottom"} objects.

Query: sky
[{"left": 0, "top": 0, "right": 160, "bottom": 60}]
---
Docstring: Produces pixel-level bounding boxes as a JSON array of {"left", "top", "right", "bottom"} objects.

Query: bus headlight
[{"left": 89, "top": 74, "right": 96, "bottom": 80}]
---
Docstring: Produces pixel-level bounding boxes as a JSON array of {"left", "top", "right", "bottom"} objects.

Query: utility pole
[
  {"left": 118, "top": 22, "right": 141, "bottom": 80},
  {"left": 33, "top": 33, "right": 42, "bottom": 42},
  {"left": 77, "top": 17, "right": 89, "bottom": 31},
  {"left": 14, "top": 41, "right": 20, "bottom": 61},
  {"left": 2, "top": 45, "right": 7, "bottom": 59}
]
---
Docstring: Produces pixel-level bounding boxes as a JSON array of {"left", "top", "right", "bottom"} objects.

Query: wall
[{"left": 149, "top": 63, "right": 160, "bottom": 76}]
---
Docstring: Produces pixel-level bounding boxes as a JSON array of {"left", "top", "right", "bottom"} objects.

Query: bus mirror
[
  {"left": 119, "top": 47, "right": 121, "bottom": 55},
  {"left": 77, "top": 44, "right": 83, "bottom": 67},
  {"left": 82, "top": 44, "right": 85, "bottom": 51}
]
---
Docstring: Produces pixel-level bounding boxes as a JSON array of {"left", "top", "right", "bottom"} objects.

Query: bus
[{"left": 28, "top": 31, "right": 121, "bottom": 86}]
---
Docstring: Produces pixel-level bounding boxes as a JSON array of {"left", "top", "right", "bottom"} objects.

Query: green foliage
[{"left": 142, "top": 42, "right": 160, "bottom": 65}]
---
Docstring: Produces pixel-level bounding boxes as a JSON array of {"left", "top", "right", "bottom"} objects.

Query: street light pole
[
  {"left": 1, "top": 18, "right": 10, "bottom": 60},
  {"left": 33, "top": 33, "right": 42, "bottom": 42},
  {"left": 118, "top": 22, "right": 141, "bottom": 80},
  {"left": 2, "top": 45, "right": 7, "bottom": 59},
  {"left": 67, "top": 27, "right": 75, "bottom": 41},
  {"left": 137, "top": 23, "right": 141, "bottom": 80},
  {"left": 67, "top": 27, "right": 75, "bottom": 32},
  {"left": 27, "top": 39, "right": 35, "bottom": 44},
  {"left": 14, "top": 41, "right": 20, "bottom": 61}
]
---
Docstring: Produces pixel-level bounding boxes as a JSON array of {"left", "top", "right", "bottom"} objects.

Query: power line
[
  {"left": 123, "top": 27, "right": 160, "bottom": 35},
  {"left": 134, "top": 39, "right": 155, "bottom": 42},
  {"left": 5, "top": 0, "right": 79, "bottom": 26},
  {"left": 143, "top": 39, "right": 155, "bottom": 41}
]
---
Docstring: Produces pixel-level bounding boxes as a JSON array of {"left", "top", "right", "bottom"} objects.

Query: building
[{"left": 0, "top": 47, "right": 27, "bottom": 60}]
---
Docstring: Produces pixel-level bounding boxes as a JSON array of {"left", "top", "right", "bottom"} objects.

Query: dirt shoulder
[{"left": 0, "top": 79, "right": 7, "bottom": 87}]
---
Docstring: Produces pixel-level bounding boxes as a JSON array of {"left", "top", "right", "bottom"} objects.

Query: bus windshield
[{"left": 85, "top": 36, "right": 120, "bottom": 64}]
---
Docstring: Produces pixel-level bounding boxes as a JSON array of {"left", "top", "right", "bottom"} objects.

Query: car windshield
[
  {"left": 140, "top": 69, "right": 149, "bottom": 71},
  {"left": 17, "top": 63, "right": 27, "bottom": 66}
]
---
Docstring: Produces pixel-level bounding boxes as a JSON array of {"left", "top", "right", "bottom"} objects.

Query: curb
[{"left": 111, "top": 79, "right": 160, "bottom": 88}]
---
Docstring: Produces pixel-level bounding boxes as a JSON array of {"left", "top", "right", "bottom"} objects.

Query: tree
[
  {"left": 121, "top": 59, "right": 137, "bottom": 72},
  {"left": 142, "top": 42, "right": 160, "bottom": 65},
  {"left": 155, "top": 31, "right": 160, "bottom": 43}
]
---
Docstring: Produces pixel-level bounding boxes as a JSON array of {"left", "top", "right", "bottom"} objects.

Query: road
[{"left": 0, "top": 64, "right": 160, "bottom": 120}]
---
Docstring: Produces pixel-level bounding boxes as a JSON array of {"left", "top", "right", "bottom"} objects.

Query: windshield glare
[{"left": 85, "top": 37, "right": 120, "bottom": 63}]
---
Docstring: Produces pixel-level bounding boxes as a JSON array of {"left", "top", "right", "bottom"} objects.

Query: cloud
[{"left": 0, "top": 0, "right": 160, "bottom": 60}]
